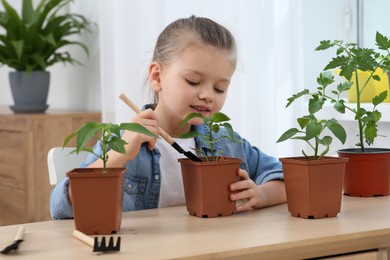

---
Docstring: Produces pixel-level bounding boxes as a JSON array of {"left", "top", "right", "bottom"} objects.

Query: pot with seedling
[
  {"left": 0, "top": 0, "right": 92, "bottom": 113},
  {"left": 277, "top": 71, "right": 349, "bottom": 219},
  {"left": 63, "top": 122, "right": 155, "bottom": 235},
  {"left": 177, "top": 112, "right": 242, "bottom": 218},
  {"left": 314, "top": 32, "right": 390, "bottom": 196}
]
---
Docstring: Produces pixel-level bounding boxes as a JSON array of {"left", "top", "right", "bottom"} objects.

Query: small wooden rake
[{"left": 73, "top": 230, "right": 121, "bottom": 253}]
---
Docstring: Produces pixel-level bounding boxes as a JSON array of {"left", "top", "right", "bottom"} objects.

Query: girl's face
[{"left": 150, "top": 43, "right": 235, "bottom": 130}]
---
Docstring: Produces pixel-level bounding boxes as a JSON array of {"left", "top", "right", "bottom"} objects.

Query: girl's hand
[
  {"left": 229, "top": 169, "right": 286, "bottom": 211},
  {"left": 88, "top": 108, "right": 159, "bottom": 169},
  {"left": 122, "top": 108, "right": 160, "bottom": 159},
  {"left": 229, "top": 169, "right": 263, "bottom": 211}
]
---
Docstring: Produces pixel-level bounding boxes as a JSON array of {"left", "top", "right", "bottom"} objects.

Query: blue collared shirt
[{"left": 50, "top": 122, "right": 284, "bottom": 219}]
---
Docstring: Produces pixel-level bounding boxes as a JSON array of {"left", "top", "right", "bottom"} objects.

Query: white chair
[{"left": 47, "top": 147, "right": 89, "bottom": 185}]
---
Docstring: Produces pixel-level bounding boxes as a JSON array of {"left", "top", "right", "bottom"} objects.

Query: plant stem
[
  {"left": 354, "top": 70, "right": 365, "bottom": 152},
  {"left": 314, "top": 140, "right": 319, "bottom": 159},
  {"left": 101, "top": 130, "right": 108, "bottom": 173},
  {"left": 209, "top": 128, "right": 215, "bottom": 160}
]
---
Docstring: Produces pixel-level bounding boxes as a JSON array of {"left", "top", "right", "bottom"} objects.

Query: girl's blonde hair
[{"left": 151, "top": 15, "right": 237, "bottom": 104}]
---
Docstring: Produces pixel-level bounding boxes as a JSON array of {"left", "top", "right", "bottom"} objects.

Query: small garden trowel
[{"left": 119, "top": 93, "right": 202, "bottom": 162}]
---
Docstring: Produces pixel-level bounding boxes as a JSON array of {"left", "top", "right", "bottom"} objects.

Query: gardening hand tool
[
  {"left": 119, "top": 93, "right": 202, "bottom": 162},
  {"left": 73, "top": 230, "right": 121, "bottom": 253},
  {"left": 1, "top": 226, "right": 25, "bottom": 254}
]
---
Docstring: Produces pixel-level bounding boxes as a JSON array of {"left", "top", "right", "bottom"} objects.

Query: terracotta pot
[
  {"left": 280, "top": 156, "right": 348, "bottom": 219},
  {"left": 178, "top": 156, "right": 241, "bottom": 218},
  {"left": 337, "top": 148, "right": 390, "bottom": 197},
  {"left": 66, "top": 167, "right": 126, "bottom": 235}
]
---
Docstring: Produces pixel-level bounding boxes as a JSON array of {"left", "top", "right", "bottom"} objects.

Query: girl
[{"left": 50, "top": 15, "right": 286, "bottom": 219}]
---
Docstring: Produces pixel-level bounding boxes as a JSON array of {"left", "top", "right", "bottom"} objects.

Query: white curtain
[{"left": 97, "top": 0, "right": 303, "bottom": 157}]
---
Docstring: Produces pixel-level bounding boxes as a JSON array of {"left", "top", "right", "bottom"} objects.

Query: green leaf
[
  {"left": 276, "top": 128, "right": 300, "bottom": 143},
  {"left": 211, "top": 124, "right": 220, "bottom": 133},
  {"left": 178, "top": 113, "right": 203, "bottom": 130},
  {"left": 308, "top": 95, "right": 324, "bottom": 114},
  {"left": 210, "top": 112, "right": 230, "bottom": 123},
  {"left": 372, "top": 74, "right": 380, "bottom": 81},
  {"left": 319, "top": 145, "right": 330, "bottom": 158},
  {"left": 372, "top": 91, "right": 388, "bottom": 106},
  {"left": 291, "top": 136, "right": 310, "bottom": 142},
  {"left": 317, "top": 71, "right": 334, "bottom": 87},
  {"left": 286, "top": 89, "right": 309, "bottom": 108},
  {"left": 318, "top": 135, "right": 332, "bottom": 146},
  {"left": 306, "top": 121, "right": 322, "bottom": 140},
  {"left": 22, "top": 0, "right": 34, "bottom": 23},
  {"left": 371, "top": 110, "right": 382, "bottom": 122},
  {"left": 178, "top": 131, "right": 199, "bottom": 139},
  {"left": 11, "top": 40, "right": 24, "bottom": 60},
  {"left": 327, "top": 120, "right": 347, "bottom": 144},
  {"left": 364, "top": 121, "right": 377, "bottom": 145},
  {"left": 336, "top": 47, "right": 344, "bottom": 55},
  {"left": 63, "top": 131, "right": 77, "bottom": 147},
  {"left": 315, "top": 40, "right": 333, "bottom": 51},
  {"left": 297, "top": 117, "right": 310, "bottom": 129},
  {"left": 108, "top": 136, "right": 127, "bottom": 154},
  {"left": 338, "top": 64, "right": 356, "bottom": 81},
  {"left": 119, "top": 122, "right": 156, "bottom": 137},
  {"left": 324, "top": 56, "right": 349, "bottom": 71},
  {"left": 331, "top": 100, "right": 345, "bottom": 113},
  {"left": 31, "top": 53, "right": 47, "bottom": 70},
  {"left": 355, "top": 108, "right": 367, "bottom": 120},
  {"left": 107, "top": 123, "right": 121, "bottom": 138},
  {"left": 76, "top": 122, "right": 100, "bottom": 153},
  {"left": 222, "top": 122, "right": 235, "bottom": 141},
  {"left": 337, "top": 82, "right": 353, "bottom": 92},
  {"left": 376, "top": 31, "right": 390, "bottom": 50}
]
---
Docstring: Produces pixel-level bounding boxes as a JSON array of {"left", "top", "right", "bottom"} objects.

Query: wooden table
[{"left": 1, "top": 196, "right": 390, "bottom": 259}]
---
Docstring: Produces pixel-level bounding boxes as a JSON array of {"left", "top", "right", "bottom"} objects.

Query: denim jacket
[{"left": 50, "top": 121, "right": 284, "bottom": 220}]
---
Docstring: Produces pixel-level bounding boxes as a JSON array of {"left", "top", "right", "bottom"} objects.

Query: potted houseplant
[
  {"left": 177, "top": 112, "right": 242, "bottom": 218},
  {"left": 0, "top": 0, "right": 92, "bottom": 113},
  {"left": 314, "top": 31, "right": 390, "bottom": 196},
  {"left": 277, "top": 72, "right": 349, "bottom": 219},
  {"left": 63, "top": 121, "right": 155, "bottom": 235}
]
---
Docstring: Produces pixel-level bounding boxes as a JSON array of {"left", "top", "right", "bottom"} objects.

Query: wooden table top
[{"left": 1, "top": 196, "right": 390, "bottom": 259}]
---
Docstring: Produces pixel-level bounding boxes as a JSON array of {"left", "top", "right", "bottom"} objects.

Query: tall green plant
[
  {"left": 0, "top": 0, "right": 91, "bottom": 72},
  {"left": 277, "top": 72, "right": 347, "bottom": 159},
  {"left": 314, "top": 31, "right": 390, "bottom": 151},
  {"left": 63, "top": 122, "right": 156, "bottom": 173}
]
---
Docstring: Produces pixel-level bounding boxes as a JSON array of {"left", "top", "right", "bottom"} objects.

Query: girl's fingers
[
  {"left": 230, "top": 169, "right": 251, "bottom": 192},
  {"left": 231, "top": 188, "right": 255, "bottom": 201},
  {"left": 132, "top": 108, "right": 158, "bottom": 122},
  {"left": 237, "top": 169, "right": 249, "bottom": 179},
  {"left": 236, "top": 199, "right": 255, "bottom": 211},
  {"left": 131, "top": 109, "right": 160, "bottom": 136}
]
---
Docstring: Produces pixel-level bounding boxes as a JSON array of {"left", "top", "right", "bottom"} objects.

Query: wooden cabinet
[{"left": 0, "top": 108, "right": 101, "bottom": 226}]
